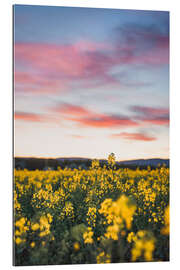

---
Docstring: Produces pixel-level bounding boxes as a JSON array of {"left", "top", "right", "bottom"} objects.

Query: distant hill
[
  {"left": 117, "top": 158, "right": 169, "bottom": 167},
  {"left": 14, "top": 157, "right": 169, "bottom": 170}
]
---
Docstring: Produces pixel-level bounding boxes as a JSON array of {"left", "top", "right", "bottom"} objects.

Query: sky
[{"left": 14, "top": 5, "right": 169, "bottom": 160}]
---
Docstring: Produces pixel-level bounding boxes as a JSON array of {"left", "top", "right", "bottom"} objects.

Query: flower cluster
[
  {"left": 86, "top": 207, "right": 97, "bottom": 227},
  {"left": 15, "top": 217, "right": 29, "bottom": 245},
  {"left": 14, "top": 154, "right": 169, "bottom": 265},
  {"left": 161, "top": 205, "right": 169, "bottom": 235},
  {"left": 83, "top": 227, "right": 94, "bottom": 244},
  {"left": 131, "top": 230, "right": 155, "bottom": 261},
  {"left": 96, "top": 251, "right": 111, "bottom": 264},
  {"left": 99, "top": 195, "right": 136, "bottom": 240}
]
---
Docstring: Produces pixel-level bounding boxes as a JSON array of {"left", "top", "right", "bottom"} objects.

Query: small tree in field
[{"left": 108, "top": 153, "right": 116, "bottom": 168}]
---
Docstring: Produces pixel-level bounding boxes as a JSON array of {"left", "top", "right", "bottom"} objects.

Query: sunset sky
[{"left": 14, "top": 5, "right": 169, "bottom": 160}]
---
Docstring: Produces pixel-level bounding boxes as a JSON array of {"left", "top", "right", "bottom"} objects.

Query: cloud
[
  {"left": 15, "top": 71, "right": 66, "bottom": 94},
  {"left": 14, "top": 41, "right": 118, "bottom": 95},
  {"left": 14, "top": 111, "right": 55, "bottom": 123},
  {"left": 130, "top": 105, "right": 169, "bottom": 126},
  {"left": 113, "top": 23, "right": 169, "bottom": 66},
  {"left": 141, "top": 117, "right": 169, "bottom": 125},
  {"left": 51, "top": 103, "right": 91, "bottom": 117},
  {"left": 131, "top": 106, "right": 169, "bottom": 115},
  {"left": 14, "top": 112, "right": 45, "bottom": 122},
  {"left": 50, "top": 103, "right": 139, "bottom": 128},
  {"left": 15, "top": 42, "right": 113, "bottom": 79},
  {"left": 72, "top": 115, "right": 138, "bottom": 128},
  {"left": 14, "top": 23, "right": 169, "bottom": 95},
  {"left": 111, "top": 132, "right": 156, "bottom": 141}
]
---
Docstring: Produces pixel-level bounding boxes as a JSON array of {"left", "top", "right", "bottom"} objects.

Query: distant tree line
[{"left": 14, "top": 157, "right": 167, "bottom": 171}]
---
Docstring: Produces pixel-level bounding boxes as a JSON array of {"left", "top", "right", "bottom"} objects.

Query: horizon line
[{"left": 14, "top": 155, "right": 169, "bottom": 162}]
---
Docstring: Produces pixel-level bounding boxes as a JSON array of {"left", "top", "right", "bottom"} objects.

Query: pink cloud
[
  {"left": 156, "top": 35, "right": 169, "bottom": 49},
  {"left": 14, "top": 71, "right": 65, "bottom": 91},
  {"left": 141, "top": 118, "right": 169, "bottom": 125},
  {"left": 15, "top": 72, "right": 60, "bottom": 88},
  {"left": 14, "top": 111, "right": 56, "bottom": 123},
  {"left": 74, "top": 40, "right": 111, "bottom": 52},
  {"left": 135, "top": 48, "right": 168, "bottom": 65},
  {"left": 14, "top": 41, "right": 117, "bottom": 95},
  {"left": 49, "top": 103, "right": 139, "bottom": 129},
  {"left": 72, "top": 115, "right": 138, "bottom": 128},
  {"left": 111, "top": 132, "right": 156, "bottom": 141},
  {"left": 14, "top": 112, "right": 45, "bottom": 122},
  {"left": 14, "top": 71, "right": 67, "bottom": 94},
  {"left": 131, "top": 106, "right": 169, "bottom": 116},
  {"left": 14, "top": 31, "right": 169, "bottom": 96},
  {"left": 15, "top": 42, "right": 112, "bottom": 79},
  {"left": 15, "top": 41, "right": 167, "bottom": 76},
  {"left": 52, "top": 103, "right": 92, "bottom": 117},
  {"left": 130, "top": 106, "right": 169, "bottom": 126}
]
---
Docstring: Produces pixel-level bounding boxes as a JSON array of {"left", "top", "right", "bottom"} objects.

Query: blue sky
[{"left": 14, "top": 5, "right": 169, "bottom": 160}]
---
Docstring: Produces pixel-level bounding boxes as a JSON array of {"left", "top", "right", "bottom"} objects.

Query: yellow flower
[
  {"left": 86, "top": 207, "right": 97, "bottom": 227},
  {"left": 132, "top": 247, "right": 142, "bottom": 261},
  {"left": 73, "top": 242, "right": 80, "bottom": 251},
  {"left": 136, "top": 239, "right": 144, "bottom": 249},
  {"left": 31, "top": 223, "right": 39, "bottom": 231},
  {"left": 100, "top": 195, "right": 136, "bottom": 241},
  {"left": 47, "top": 213, "right": 53, "bottom": 223},
  {"left": 15, "top": 217, "right": 26, "bottom": 228},
  {"left": 30, "top": 242, "right": 35, "bottom": 248},
  {"left": 127, "top": 232, "right": 136, "bottom": 243},
  {"left": 84, "top": 237, "right": 93, "bottom": 244},
  {"left": 51, "top": 236, "right": 55, "bottom": 241},
  {"left": 15, "top": 230, "right": 21, "bottom": 236},
  {"left": 15, "top": 237, "right": 22, "bottom": 245},
  {"left": 97, "top": 251, "right": 111, "bottom": 264},
  {"left": 91, "top": 159, "right": 100, "bottom": 169},
  {"left": 108, "top": 153, "right": 116, "bottom": 166},
  {"left": 161, "top": 205, "right": 169, "bottom": 235},
  {"left": 144, "top": 250, "right": 153, "bottom": 261},
  {"left": 105, "top": 224, "right": 119, "bottom": 240},
  {"left": 131, "top": 231, "right": 155, "bottom": 262},
  {"left": 137, "top": 230, "right": 145, "bottom": 238},
  {"left": 83, "top": 227, "right": 94, "bottom": 244},
  {"left": 144, "top": 240, "right": 154, "bottom": 252}
]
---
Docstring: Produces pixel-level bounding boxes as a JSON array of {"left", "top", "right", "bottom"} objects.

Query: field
[{"left": 14, "top": 154, "right": 169, "bottom": 265}]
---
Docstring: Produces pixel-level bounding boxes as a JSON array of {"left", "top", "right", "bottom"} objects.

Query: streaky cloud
[
  {"left": 49, "top": 103, "right": 139, "bottom": 129},
  {"left": 130, "top": 105, "right": 169, "bottom": 126},
  {"left": 111, "top": 132, "right": 156, "bottom": 141},
  {"left": 14, "top": 111, "right": 56, "bottom": 123}
]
